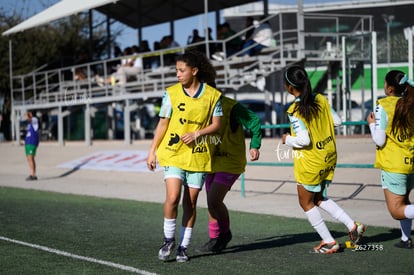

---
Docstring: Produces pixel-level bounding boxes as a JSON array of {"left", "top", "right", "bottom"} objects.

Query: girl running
[
  {"left": 367, "top": 70, "right": 414, "bottom": 249},
  {"left": 282, "top": 65, "right": 366, "bottom": 254}
]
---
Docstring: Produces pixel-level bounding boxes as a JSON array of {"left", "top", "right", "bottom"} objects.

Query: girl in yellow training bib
[
  {"left": 367, "top": 70, "right": 414, "bottom": 249},
  {"left": 147, "top": 51, "right": 222, "bottom": 262},
  {"left": 281, "top": 65, "right": 365, "bottom": 254}
]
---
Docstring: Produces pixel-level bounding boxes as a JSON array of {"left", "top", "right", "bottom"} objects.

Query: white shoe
[
  {"left": 212, "top": 52, "right": 224, "bottom": 61},
  {"left": 158, "top": 238, "right": 175, "bottom": 261}
]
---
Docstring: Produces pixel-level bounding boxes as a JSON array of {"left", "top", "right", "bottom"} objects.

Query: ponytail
[
  {"left": 284, "top": 65, "right": 320, "bottom": 122},
  {"left": 392, "top": 74, "right": 414, "bottom": 138}
]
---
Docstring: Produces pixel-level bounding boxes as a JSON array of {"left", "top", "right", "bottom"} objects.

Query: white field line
[{"left": 0, "top": 236, "right": 157, "bottom": 275}]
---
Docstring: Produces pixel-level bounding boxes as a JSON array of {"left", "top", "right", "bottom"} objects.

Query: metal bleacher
[{"left": 10, "top": 12, "right": 374, "bottom": 144}]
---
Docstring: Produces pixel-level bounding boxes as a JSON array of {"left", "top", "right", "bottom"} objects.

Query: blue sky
[{"left": 1, "top": 0, "right": 345, "bottom": 51}]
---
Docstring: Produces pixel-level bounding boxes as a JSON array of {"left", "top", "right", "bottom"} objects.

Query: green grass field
[{"left": 0, "top": 187, "right": 412, "bottom": 274}]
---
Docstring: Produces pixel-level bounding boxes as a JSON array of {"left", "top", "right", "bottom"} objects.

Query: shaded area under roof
[
  {"left": 2, "top": 0, "right": 260, "bottom": 36},
  {"left": 96, "top": 0, "right": 261, "bottom": 29}
]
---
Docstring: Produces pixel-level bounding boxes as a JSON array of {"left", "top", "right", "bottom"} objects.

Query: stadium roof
[
  {"left": 224, "top": 0, "right": 414, "bottom": 33},
  {"left": 95, "top": 0, "right": 259, "bottom": 29},
  {"left": 2, "top": 0, "right": 118, "bottom": 36},
  {"left": 305, "top": 0, "right": 414, "bottom": 33},
  {"left": 2, "top": 0, "right": 259, "bottom": 36}
]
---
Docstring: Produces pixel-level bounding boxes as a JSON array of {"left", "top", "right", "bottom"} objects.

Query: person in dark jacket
[{"left": 25, "top": 111, "right": 39, "bottom": 181}]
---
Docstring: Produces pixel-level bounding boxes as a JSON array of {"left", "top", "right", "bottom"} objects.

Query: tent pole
[
  {"left": 89, "top": 10, "right": 93, "bottom": 60},
  {"left": 408, "top": 28, "right": 413, "bottom": 80},
  {"left": 8, "top": 39, "right": 15, "bottom": 142},
  {"left": 204, "top": 0, "right": 209, "bottom": 58},
  {"left": 371, "top": 32, "right": 378, "bottom": 105},
  {"left": 106, "top": 16, "right": 111, "bottom": 58},
  {"left": 297, "top": 0, "right": 305, "bottom": 59}
]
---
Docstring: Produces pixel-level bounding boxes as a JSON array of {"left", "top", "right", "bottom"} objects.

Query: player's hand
[
  {"left": 367, "top": 112, "right": 375, "bottom": 124},
  {"left": 250, "top": 148, "right": 260, "bottom": 161},
  {"left": 181, "top": 131, "right": 200, "bottom": 145},
  {"left": 282, "top": 132, "right": 290, "bottom": 144},
  {"left": 147, "top": 154, "right": 157, "bottom": 171}
]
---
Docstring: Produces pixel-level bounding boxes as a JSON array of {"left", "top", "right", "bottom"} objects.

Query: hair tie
[
  {"left": 399, "top": 74, "right": 414, "bottom": 88},
  {"left": 285, "top": 71, "right": 298, "bottom": 87},
  {"left": 399, "top": 75, "right": 408, "bottom": 85},
  {"left": 407, "top": 79, "right": 414, "bottom": 88}
]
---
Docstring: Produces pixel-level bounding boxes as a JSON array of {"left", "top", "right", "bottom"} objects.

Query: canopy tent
[
  {"left": 2, "top": 0, "right": 260, "bottom": 36},
  {"left": 2, "top": 0, "right": 119, "bottom": 36}
]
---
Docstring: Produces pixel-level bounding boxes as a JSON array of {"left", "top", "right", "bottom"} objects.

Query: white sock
[
  {"left": 399, "top": 219, "right": 412, "bottom": 242},
  {"left": 163, "top": 218, "right": 176, "bottom": 240},
  {"left": 305, "top": 206, "right": 335, "bottom": 244},
  {"left": 319, "top": 199, "right": 355, "bottom": 231},
  {"left": 179, "top": 227, "right": 193, "bottom": 248},
  {"left": 404, "top": 205, "right": 414, "bottom": 219}
]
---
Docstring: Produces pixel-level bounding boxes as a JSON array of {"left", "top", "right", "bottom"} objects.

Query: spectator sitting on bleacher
[
  {"left": 188, "top": 28, "right": 217, "bottom": 59},
  {"left": 73, "top": 51, "right": 93, "bottom": 81},
  {"left": 160, "top": 35, "right": 180, "bottom": 66},
  {"left": 187, "top": 29, "right": 207, "bottom": 55},
  {"left": 138, "top": 40, "right": 152, "bottom": 70},
  {"left": 240, "top": 17, "right": 273, "bottom": 57},
  {"left": 188, "top": 29, "right": 203, "bottom": 45},
  {"left": 151, "top": 41, "right": 162, "bottom": 69},
  {"left": 108, "top": 46, "right": 123, "bottom": 73},
  {"left": 74, "top": 68, "right": 87, "bottom": 81},
  {"left": 243, "top": 16, "right": 255, "bottom": 44},
  {"left": 96, "top": 46, "right": 143, "bottom": 86},
  {"left": 160, "top": 35, "right": 180, "bottom": 49},
  {"left": 213, "top": 22, "right": 243, "bottom": 60}
]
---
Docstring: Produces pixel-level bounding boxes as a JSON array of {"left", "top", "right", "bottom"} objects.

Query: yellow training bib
[
  {"left": 157, "top": 83, "right": 221, "bottom": 172},
  {"left": 287, "top": 94, "right": 337, "bottom": 185},
  {"left": 375, "top": 96, "right": 414, "bottom": 174}
]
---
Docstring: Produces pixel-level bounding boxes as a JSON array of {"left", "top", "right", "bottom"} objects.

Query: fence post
[{"left": 240, "top": 173, "right": 245, "bottom": 198}]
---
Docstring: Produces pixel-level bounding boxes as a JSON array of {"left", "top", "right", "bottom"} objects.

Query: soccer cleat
[
  {"left": 313, "top": 240, "right": 340, "bottom": 254},
  {"left": 394, "top": 238, "right": 412, "bottom": 249},
  {"left": 212, "top": 230, "right": 233, "bottom": 252},
  {"left": 176, "top": 246, "right": 189, "bottom": 262},
  {"left": 199, "top": 238, "right": 218, "bottom": 252},
  {"left": 158, "top": 238, "right": 175, "bottom": 261},
  {"left": 349, "top": 222, "right": 366, "bottom": 245}
]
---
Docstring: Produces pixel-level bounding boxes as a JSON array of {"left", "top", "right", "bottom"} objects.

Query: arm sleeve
[
  {"left": 158, "top": 92, "right": 172, "bottom": 118},
  {"left": 285, "top": 114, "right": 310, "bottom": 148},
  {"left": 369, "top": 104, "right": 387, "bottom": 147},
  {"left": 232, "top": 103, "right": 262, "bottom": 149},
  {"left": 331, "top": 107, "right": 342, "bottom": 127},
  {"left": 213, "top": 98, "right": 223, "bottom": 117}
]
